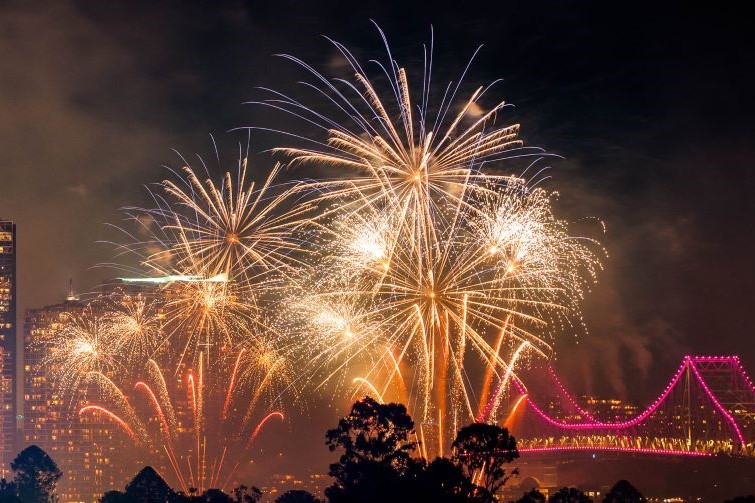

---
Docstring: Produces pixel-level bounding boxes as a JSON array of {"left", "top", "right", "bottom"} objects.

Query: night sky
[{"left": 2, "top": 0, "right": 755, "bottom": 482}]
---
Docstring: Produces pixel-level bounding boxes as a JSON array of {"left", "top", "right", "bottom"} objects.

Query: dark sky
[{"left": 2, "top": 0, "right": 755, "bottom": 482}]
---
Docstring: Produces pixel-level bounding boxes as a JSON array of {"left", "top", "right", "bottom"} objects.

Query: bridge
[{"left": 505, "top": 356, "right": 755, "bottom": 457}]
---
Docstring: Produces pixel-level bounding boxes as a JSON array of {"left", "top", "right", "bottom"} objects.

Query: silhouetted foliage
[
  {"left": 99, "top": 467, "right": 260, "bottom": 503},
  {"left": 199, "top": 488, "right": 234, "bottom": 503},
  {"left": 324, "top": 396, "right": 419, "bottom": 503},
  {"left": 10, "top": 445, "right": 62, "bottom": 503},
  {"left": 99, "top": 491, "right": 128, "bottom": 503},
  {"left": 0, "top": 478, "right": 21, "bottom": 503},
  {"left": 323, "top": 398, "right": 523, "bottom": 503},
  {"left": 412, "top": 457, "right": 478, "bottom": 503},
  {"left": 603, "top": 480, "right": 645, "bottom": 503},
  {"left": 451, "top": 422, "right": 519, "bottom": 498},
  {"left": 275, "top": 489, "right": 321, "bottom": 503},
  {"left": 326, "top": 397, "right": 416, "bottom": 468},
  {"left": 125, "top": 467, "right": 173, "bottom": 502},
  {"left": 549, "top": 487, "right": 592, "bottom": 503},
  {"left": 230, "top": 485, "right": 262, "bottom": 503},
  {"left": 516, "top": 489, "right": 547, "bottom": 503},
  {"left": 99, "top": 466, "right": 174, "bottom": 502},
  {"left": 99, "top": 465, "right": 262, "bottom": 503}
]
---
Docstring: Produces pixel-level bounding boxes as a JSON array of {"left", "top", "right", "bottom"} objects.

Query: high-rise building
[
  {"left": 24, "top": 298, "right": 132, "bottom": 502},
  {"left": 0, "top": 219, "right": 17, "bottom": 475},
  {"left": 22, "top": 278, "right": 230, "bottom": 501}
]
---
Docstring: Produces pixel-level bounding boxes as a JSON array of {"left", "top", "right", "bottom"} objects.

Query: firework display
[
  {"left": 269, "top": 31, "right": 604, "bottom": 454},
  {"left": 38, "top": 155, "right": 300, "bottom": 491},
  {"left": 287, "top": 180, "right": 601, "bottom": 455},
  {"left": 39, "top": 29, "right": 604, "bottom": 486}
]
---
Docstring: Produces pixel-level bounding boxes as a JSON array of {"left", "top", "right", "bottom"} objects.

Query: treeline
[{"left": 2, "top": 398, "right": 755, "bottom": 503}]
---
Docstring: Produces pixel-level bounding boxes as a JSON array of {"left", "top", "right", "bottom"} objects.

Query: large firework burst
[
  {"left": 291, "top": 183, "right": 601, "bottom": 453},
  {"left": 156, "top": 160, "right": 307, "bottom": 280},
  {"left": 39, "top": 306, "right": 121, "bottom": 400},
  {"left": 107, "top": 148, "right": 307, "bottom": 368},
  {"left": 265, "top": 28, "right": 604, "bottom": 455}
]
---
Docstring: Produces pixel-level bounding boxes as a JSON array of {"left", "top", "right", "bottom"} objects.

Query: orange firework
[{"left": 270, "top": 28, "right": 604, "bottom": 456}]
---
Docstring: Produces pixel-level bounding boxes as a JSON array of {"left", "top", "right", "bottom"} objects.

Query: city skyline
[
  {"left": 3, "top": 254, "right": 755, "bottom": 501},
  {"left": 11, "top": 273, "right": 755, "bottom": 501}
]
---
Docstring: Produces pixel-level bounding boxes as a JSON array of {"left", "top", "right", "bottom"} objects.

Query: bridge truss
[{"left": 506, "top": 356, "right": 755, "bottom": 457}]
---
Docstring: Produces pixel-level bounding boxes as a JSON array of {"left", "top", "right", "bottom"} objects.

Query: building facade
[
  {"left": 21, "top": 278, "right": 254, "bottom": 501},
  {"left": 0, "top": 220, "right": 17, "bottom": 475},
  {"left": 24, "top": 298, "right": 131, "bottom": 502}
]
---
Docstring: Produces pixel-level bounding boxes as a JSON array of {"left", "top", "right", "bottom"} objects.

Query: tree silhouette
[
  {"left": 200, "top": 488, "right": 235, "bottom": 503},
  {"left": 99, "top": 491, "right": 128, "bottom": 503},
  {"left": 275, "top": 489, "right": 321, "bottom": 503},
  {"left": 124, "top": 466, "right": 173, "bottom": 501},
  {"left": 516, "top": 489, "right": 546, "bottom": 503},
  {"left": 451, "top": 423, "right": 519, "bottom": 499},
  {"left": 99, "top": 466, "right": 175, "bottom": 502},
  {"left": 326, "top": 397, "right": 416, "bottom": 467},
  {"left": 549, "top": 487, "right": 592, "bottom": 503},
  {"left": 324, "top": 396, "right": 419, "bottom": 503},
  {"left": 98, "top": 467, "right": 259, "bottom": 503},
  {"left": 413, "top": 457, "right": 478, "bottom": 503},
  {"left": 603, "top": 480, "right": 645, "bottom": 503},
  {"left": 323, "top": 398, "right": 527, "bottom": 502},
  {"left": 10, "top": 445, "right": 62, "bottom": 503},
  {"left": 231, "top": 485, "right": 262, "bottom": 503},
  {"left": 0, "top": 478, "right": 21, "bottom": 503}
]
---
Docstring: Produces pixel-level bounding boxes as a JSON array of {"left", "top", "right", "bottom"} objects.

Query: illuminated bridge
[{"left": 506, "top": 356, "right": 755, "bottom": 457}]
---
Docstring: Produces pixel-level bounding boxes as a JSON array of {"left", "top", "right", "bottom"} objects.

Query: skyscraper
[
  {"left": 24, "top": 297, "right": 133, "bottom": 502},
  {"left": 0, "top": 219, "right": 16, "bottom": 475}
]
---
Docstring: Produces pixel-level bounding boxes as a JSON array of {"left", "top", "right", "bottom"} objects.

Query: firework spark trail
[
  {"left": 80, "top": 406, "right": 138, "bottom": 440},
  {"left": 82, "top": 371, "right": 147, "bottom": 440},
  {"left": 383, "top": 346, "right": 408, "bottom": 404},
  {"left": 503, "top": 394, "right": 529, "bottom": 429},
  {"left": 223, "top": 348, "right": 247, "bottom": 420},
  {"left": 105, "top": 294, "right": 160, "bottom": 365},
  {"left": 146, "top": 359, "right": 178, "bottom": 435},
  {"left": 478, "top": 341, "right": 530, "bottom": 423},
  {"left": 135, "top": 381, "right": 172, "bottom": 441},
  {"left": 477, "top": 316, "right": 511, "bottom": 419},
  {"left": 40, "top": 308, "right": 121, "bottom": 401},
  {"left": 186, "top": 367, "right": 202, "bottom": 488},
  {"left": 163, "top": 445, "right": 189, "bottom": 494},
  {"left": 352, "top": 378, "right": 384, "bottom": 402},
  {"left": 78, "top": 356, "right": 289, "bottom": 493},
  {"left": 240, "top": 351, "right": 289, "bottom": 430},
  {"left": 246, "top": 412, "right": 285, "bottom": 449}
]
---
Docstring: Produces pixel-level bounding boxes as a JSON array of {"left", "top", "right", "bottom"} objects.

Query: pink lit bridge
[{"left": 504, "top": 356, "right": 755, "bottom": 457}]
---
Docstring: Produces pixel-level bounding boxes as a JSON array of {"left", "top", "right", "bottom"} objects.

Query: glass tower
[{"left": 0, "top": 219, "right": 16, "bottom": 474}]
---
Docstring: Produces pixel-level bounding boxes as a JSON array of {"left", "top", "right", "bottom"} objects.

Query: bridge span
[{"left": 505, "top": 356, "right": 755, "bottom": 457}]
